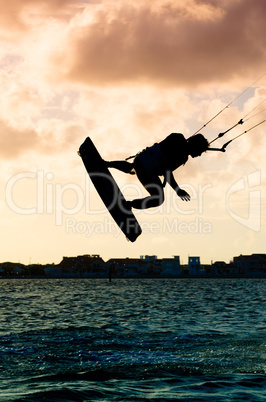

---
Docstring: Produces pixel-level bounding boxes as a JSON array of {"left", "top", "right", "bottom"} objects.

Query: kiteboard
[{"left": 79, "top": 137, "right": 142, "bottom": 242}]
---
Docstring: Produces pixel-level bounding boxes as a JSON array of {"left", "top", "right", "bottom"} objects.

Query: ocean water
[{"left": 0, "top": 278, "right": 265, "bottom": 401}]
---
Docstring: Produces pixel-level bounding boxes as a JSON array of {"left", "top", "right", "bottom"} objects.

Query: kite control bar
[
  {"left": 207, "top": 147, "right": 226, "bottom": 152},
  {"left": 207, "top": 120, "right": 265, "bottom": 152}
]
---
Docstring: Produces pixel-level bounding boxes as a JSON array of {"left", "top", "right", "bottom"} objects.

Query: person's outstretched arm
[{"left": 165, "top": 171, "right": 190, "bottom": 201}]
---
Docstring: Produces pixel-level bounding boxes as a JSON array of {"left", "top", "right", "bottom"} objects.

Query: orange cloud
[
  {"left": 55, "top": 0, "right": 266, "bottom": 87},
  {"left": 0, "top": 120, "right": 38, "bottom": 158},
  {"left": 0, "top": 0, "right": 85, "bottom": 33},
  {"left": 0, "top": 1, "right": 265, "bottom": 160},
  {"left": 0, "top": 117, "right": 86, "bottom": 159}
]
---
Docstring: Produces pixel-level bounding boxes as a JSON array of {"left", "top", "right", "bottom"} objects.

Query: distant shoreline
[
  {"left": 1, "top": 275, "right": 266, "bottom": 280},
  {"left": 1, "top": 253, "right": 266, "bottom": 278}
]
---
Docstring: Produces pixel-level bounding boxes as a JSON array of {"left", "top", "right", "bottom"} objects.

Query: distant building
[
  {"left": 0, "top": 262, "right": 27, "bottom": 276},
  {"left": 106, "top": 257, "right": 141, "bottom": 277},
  {"left": 211, "top": 261, "right": 239, "bottom": 276},
  {"left": 44, "top": 264, "right": 62, "bottom": 277},
  {"left": 160, "top": 256, "right": 181, "bottom": 276},
  {"left": 233, "top": 254, "right": 266, "bottom": 275},
  {"left": 56, "top": 254, "right": 106, "bottom": 277},
  {"left": 189, "top": 256, "right": 205, "bottom": 276},
  {"left": 140, "top": 255, "right": 157, "bottom": 261}
]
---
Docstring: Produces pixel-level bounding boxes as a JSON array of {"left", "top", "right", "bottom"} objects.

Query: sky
[{"left": 0, "top": 0, "right": 266, "bottom": 265}]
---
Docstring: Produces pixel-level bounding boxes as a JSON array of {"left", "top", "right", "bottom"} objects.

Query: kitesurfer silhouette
[{"left": 105, "top": 133, "right": 209, "bottom": 209}]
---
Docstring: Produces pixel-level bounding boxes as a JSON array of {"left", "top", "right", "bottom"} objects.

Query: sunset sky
[{"left": 1, "top": 0, "right": 266, "bottom": 265}]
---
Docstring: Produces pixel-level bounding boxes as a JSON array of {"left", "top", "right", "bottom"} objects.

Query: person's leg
[
  {"left": 130, "top": 165, "right": 164, "bottom": 209},
  {"left": 106, "top": 160, "right": 135, "bottom": 174}
]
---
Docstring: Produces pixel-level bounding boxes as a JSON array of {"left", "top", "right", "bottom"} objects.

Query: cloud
[
  {"left": 0, "top": 1, "right": 265, "bottom": 160},
  {"left": 55, "top": 0, "right": 266, "bottom": 87},
  {"left": 0, "top": 119, "right": 38, "bottom": 158},
  {"left": 0, "top": 0, "right": 86, "bottom": 33},
  {"left": 0, "top": 115, "right": 85, "bottom": 160}
]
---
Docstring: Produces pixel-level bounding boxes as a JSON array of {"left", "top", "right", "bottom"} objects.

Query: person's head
[{"left": 187, "top": 134, "right": 209, "bottom": 157}]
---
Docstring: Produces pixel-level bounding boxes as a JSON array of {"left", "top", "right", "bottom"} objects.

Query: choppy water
[{"left": 0, "top": 278, "right": 265, "bottom": 401}]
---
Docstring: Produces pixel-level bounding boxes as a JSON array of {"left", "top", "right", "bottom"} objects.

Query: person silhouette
[{"left": 105, "top": 133, "right": 209, "bottom": 209}]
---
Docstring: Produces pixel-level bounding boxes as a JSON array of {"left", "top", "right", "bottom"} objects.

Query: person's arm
[{"left": 165, "top": 171, "right": 190, "bottom": 201}]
